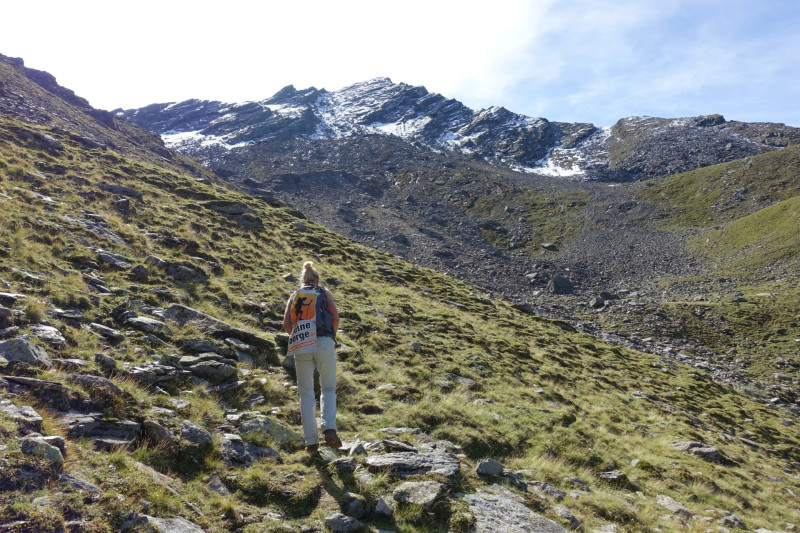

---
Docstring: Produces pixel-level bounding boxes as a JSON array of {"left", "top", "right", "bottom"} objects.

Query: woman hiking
[{"left": 283, "top": 261, "right": 342, "bottom": 453}]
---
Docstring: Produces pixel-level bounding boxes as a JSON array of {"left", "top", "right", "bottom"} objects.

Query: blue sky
[{"left": 1, "top": 0, "right": 798, "bottom": 127}]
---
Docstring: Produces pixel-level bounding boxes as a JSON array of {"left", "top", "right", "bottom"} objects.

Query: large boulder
[{"left": 0, "top": 338, "right": 53, "bottom": 368}]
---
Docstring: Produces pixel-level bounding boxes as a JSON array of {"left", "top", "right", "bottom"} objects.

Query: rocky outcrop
[
  {"left": 0, "top": 338, "right": 53, "bottom": 368},
  {"left": 463, "top": 485, "right": 568, "bottom": 533}
]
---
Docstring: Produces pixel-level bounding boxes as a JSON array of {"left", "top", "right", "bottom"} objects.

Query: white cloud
[{"left": 1, "top": 0, "right": 798, "bottom": 125}]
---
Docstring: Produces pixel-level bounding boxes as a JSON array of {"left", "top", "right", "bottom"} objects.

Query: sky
[{"left": 1, "top": 0, "right": 799, "bottom": 127}]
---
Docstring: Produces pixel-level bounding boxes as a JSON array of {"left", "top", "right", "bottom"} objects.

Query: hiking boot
[
  {"left": 306, "top": 443, "right": 319, "bottom": 453},
  {"left": 323, "top": 429, "right": 342, "bottom": 449}
]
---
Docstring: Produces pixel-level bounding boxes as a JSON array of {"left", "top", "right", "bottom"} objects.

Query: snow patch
[{"left": 162, "top": 130, "right": 227, "bottom": 149}]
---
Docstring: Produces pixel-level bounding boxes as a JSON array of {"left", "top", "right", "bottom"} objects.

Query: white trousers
[{"left": 294, "top": 335, "right": 337, "bottom": 445}]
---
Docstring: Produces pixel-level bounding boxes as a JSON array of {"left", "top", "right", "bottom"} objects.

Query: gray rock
[
  {"left": 140, "top": 515, "right": 205, "bottom": 533},
  {"left": 126, "top": 316, "right": 173, "bottom": 337},
  {"left": 143, "top": 420, "right": 177, "bottom": 449},
  {"left": 95, "top": 352, "right": 118, "bottom": 370},
  {"left": 343, "top": 493, "right": 369, "bottom": 519},
  {"left": 547, "top": 276, "right": 574, "bottom": 295},
  {"left": 180, "top": 420, "right": 212, "bottom": 448},
  {"left": 127, "top": 362, "right": 190, "bottom": 386},
  {"left": 30, "top": 325, "right": 66, "bottom": 347},
  {"left": 181, "top": 338, "right": 219, "bottom": 353},
  {"left": 89, "top": 323, "right": 124, "bottom": 342},
  {"left": 0, "top": 399, "right": 43, "bottom": 433},
  {"left": 145, "top": 254, "right": 168, "bottom": 268},
  {"left": 375, "top": 497, "right": 394, "bottom": 516},
  {"left": 554, "top": 504, "right": 581, "bottom": 530},
  {"left": 237, "top": 414, "right": 304, "bottom": 446},
  {"left": 529, "top": 481, "right": 567, "bottom": 501},
  {"left": 59, "top": 473, "right": 102, "bottom": 494},
  {"left": 382, "top": 439, "right": 417, "bottom": 452},
  {"left": 162, "top": 304, "right": 276, "bottom": 359},
  {"left": 476, "top": 458, "right": 505, "bottom": 476},
  {"left": 281, "top": 353, "right": 295, "bottom": 371},
  {"left": 324, "top": 513, "right": 362, "bottom": 532},
  {"left": 564, "top": 477, "right": 591, "bottom": 491},
  {"left": 349, "top": 440, "right": 367, "bottom": 456},
  {"left": 0, "top": 375, "right": 73, "bottom": 411},
  {"left": 589, "top": 297, "right": 605, "bottom": 309},
  {"left": 166, "top": 263, "right": 207, "bottom": 282},
  {"left": 0, "top": 292, "right": 25, "bottom": 306},
  {"left": 673, "top": 441, "right": 722, "bottom": 462},
  {"left": 0, "top": 338, "right": 53, "bottom": 368},
  {"left": 98, "top": 182, "right": 143, "bottom": 199},
  {"left": 68, "top": 373, "right": 122, "bottom": 399},
  {"left": 0, "top": 326, "right": 19, "bottom": 339},
  {"left": 130, "top": 264, "right": 150, "bottom": 282},
  {"left": 656, "top": 494, "right": 694, "bottom": 518},
  {"left": 207, "top": 475, "right": 230, "bottom": 495},
  {"left": 54, "top": 358, "right": 88, "bottom": 370},
  {"left": 599, "top": 470, "right": 629, "bottom": 485},
  {"left": 719, "top": 515, "right": 746, "bottom": 529},
  {"left": 113, "top": 198, "right": 131, "bottom": 214},
  {"left": 393, "top": 480, "right": 445, "bottom": 509},
  {"left": 96, "top": 249, "right": 133, "bottom": 270},
  {"left": 331, "top": 456, "right": 356, "bottom": 473},
  {"left": 220, "top": 434, "right": 280, "bottom": 467},
  {"left": 58, "top": 413, "right": 141, "bottom": 450},
  {"left": 20, "top": 435, "right": 64, "bottom": 464},
  {"left": 187, "top": 360, "right": 237, "bottom": 381},
  {"left": 463, "top": 484, "right": 568, "bottom": 533},
  {"left": 366, "top": 452, "right": 460, "bottom": 478}
]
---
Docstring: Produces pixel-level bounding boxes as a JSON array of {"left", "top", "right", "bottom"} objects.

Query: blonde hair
[{"left": 301, "top": 261, "right": 320, "bottom": 285}]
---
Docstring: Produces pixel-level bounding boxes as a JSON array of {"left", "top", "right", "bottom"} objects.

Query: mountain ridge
[{"left": 119, "top": 76, "right": 800, "bottom": 182}]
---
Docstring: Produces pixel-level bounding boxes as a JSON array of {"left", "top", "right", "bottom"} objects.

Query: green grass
[
  {"left": 639, "top": 144, "right": 800, "bottom": 230},
  {"left": 0, "top": 113, "right": 799, "bottom": 532},
  {"left": 689, "top": 195, "right": 800, "bottom": 274}
]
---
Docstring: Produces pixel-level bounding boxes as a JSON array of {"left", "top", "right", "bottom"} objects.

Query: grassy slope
[
  {"left": 638, "top": 145, "right": 800, "bottom": 230},
  {"left": 0, "top": 116, "right": 798, "bottom": 532},
  {"left": 631, "top": 146, "right": 800, "bottom": 382}
]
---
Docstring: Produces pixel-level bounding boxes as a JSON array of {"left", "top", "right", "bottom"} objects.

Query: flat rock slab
[
  {"left": 221, "top": 434, "right": 280, "bottom": 467},
  {"left": 237, "top": 414, "right": 304, "bottom": 447},
  {"left": 366, "top": 452, "right": 460, "bottom": 478},
  {"left": 393, "top": 480, "right": 445, "bottom": 508},
  {"left": 140, "top": 515, "right": 205, "bottom": 533},
  {"left": 324, "top": 513, "right": 362, "bottom": 532},
  {"left": 126, "top": 316, "right": 173, "bottom": 336},
  {"left": 463, "top": 485, "right": 568, "bottom": 533}
]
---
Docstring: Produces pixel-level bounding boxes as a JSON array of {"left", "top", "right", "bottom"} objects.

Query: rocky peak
[{"left": 119, "top": 76, "right": 800, "bottom": 182}]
